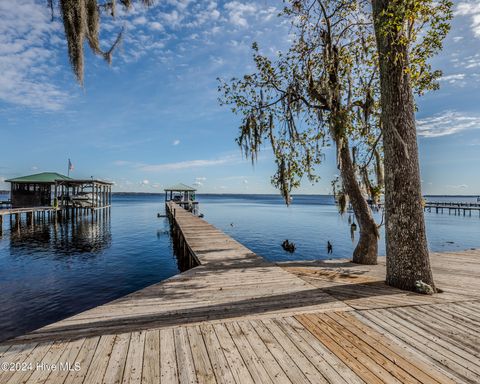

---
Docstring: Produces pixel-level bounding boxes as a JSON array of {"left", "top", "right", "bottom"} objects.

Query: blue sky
[{"left": 0, "top": 0, "right": 479, "bottom": 194}]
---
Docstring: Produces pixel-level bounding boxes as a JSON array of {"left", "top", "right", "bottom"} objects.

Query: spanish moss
[{"left": 52, "top": 0, "right": 153, "bottom": 85}]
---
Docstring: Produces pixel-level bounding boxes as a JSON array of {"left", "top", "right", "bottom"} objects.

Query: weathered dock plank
[{"left": 1, "top": 202, "right": 479, "bottom": 383}]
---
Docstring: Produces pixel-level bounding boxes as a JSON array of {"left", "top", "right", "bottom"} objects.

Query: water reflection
[
  {"left": 8, "top": 210, "right": 112, "bottom": 257},
  {"left": 0, "top": 197, "right": 182, "bottom": 344}
]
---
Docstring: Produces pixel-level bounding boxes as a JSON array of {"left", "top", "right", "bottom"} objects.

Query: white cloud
[
  {"left": 161, "top": 10, "right": 184, "bottom": 27},
  {"left": 86, "top": 0, "right": 281, "bottom": 72},
  {"left": 0, "top": 0, "right": 69, "bottom": 110},
  {"left": 417, "top": 111, "right": 480, "bottom": 137},
  {"left": 167, "top": 0, "right": 192, "bottom": 12},
  {"left": 0, "top": 0, "right": 284, "bottom": 111},
  {"left": 224, "top": 2, "right": 257, "bottom": 27},
  {"left": 211, "top": 9, "right": 221, "bottom": 20},
  {"left": 113, "top": 160, "right": 133, "bottom": 166},
  {"left": 193, "top": 177, "right": 206, "bottom": 187},
  {"left": 141, "top": 179, "right": 150, "bottom": 185},
  {"left": 148, "top": 21, "right": 164, "bottom": 31},
  {"left": 446, "top": 184, "right": 468, "bottom": 189},
  {"left": 439, "top": 73, "right": 466, "bottom": 84},
  {"left": 210, "top": 56, "right": 225, "bottom": 66},
  {"left": 464, "top": 54, "right": 480, "bottom": 69},
  {"left": 186, "top": 2, "right": 221, "bottom": 27},
  {"left": 243, "top": 179, "right": 248, "bottom": 184},
  {"left": 456, "top": 2, "right": 480, "bottom": 37},
  {"left": 139, "top": 155, "right": 237, "bottom": 172},
  {"left": 173, "top": 139, "right": 181, "bottom": 146},
  {"left": 133, "top": 16, "right": 148, "bottom": 25},
  {"left": 259, "top": 7, "right": 278, "bottom": 22}
]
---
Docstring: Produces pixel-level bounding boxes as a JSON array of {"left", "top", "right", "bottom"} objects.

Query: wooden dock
[
  {"left": 425, "top": 201, "right": 480, "bottom": 216},
  {"left": 0, "top": 206, "right": 111, "bottom": 234},
  {"left": 0, "top": 201, "right": 479, "bottom": 383},
  {"left": 0, "top": 206, "right": 59, "bottom": 232},
  {"left": 0, "top": 206, "right": 59, "bottom": 217}
]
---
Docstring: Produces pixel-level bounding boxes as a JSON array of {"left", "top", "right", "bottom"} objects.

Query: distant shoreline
[
  {"left": 0, "top": 190, "right": 478, "bottom": 197},
  {"left": 104, "top": 192, "right": 480, "bottom": 197}
]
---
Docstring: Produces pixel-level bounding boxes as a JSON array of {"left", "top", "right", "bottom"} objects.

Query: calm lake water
[
  {"left": 201, "top": 194, "right": 480, "bottom": 262},
  {"left": 0, "top": 193, "right": 479, "bottom": 342}
]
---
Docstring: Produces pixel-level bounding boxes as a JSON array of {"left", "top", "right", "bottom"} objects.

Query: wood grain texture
[{"left": 0, "top": 202, "right": 478, "bottom": 383}]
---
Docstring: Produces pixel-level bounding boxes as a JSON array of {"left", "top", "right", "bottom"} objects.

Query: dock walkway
[
  {"left": 0, "top": 206, "right": 59, "bottom": 231},
  {"left": 0, "top": 206, "right": 59, "bottom": 217},
  {"left": 1, "top": 202, "right": 479, "bottom": 383},
  {"left": 424, "top": 201, "right": 480, "bottom": 216}
]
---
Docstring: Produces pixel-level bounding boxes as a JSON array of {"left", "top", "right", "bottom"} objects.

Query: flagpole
[{"left": 68, "top": 158, "right": 74, "bottom": 177}]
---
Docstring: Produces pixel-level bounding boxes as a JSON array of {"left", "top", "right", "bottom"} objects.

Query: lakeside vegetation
[
  {"left": 218, "top": 0, "right": 452, "bottom": 292},
  {"left": 20, "top": 1, "right": 455, "bottom": 292},
  {"left": 1, "top": 3, "right": 479, "bottom": 381}
]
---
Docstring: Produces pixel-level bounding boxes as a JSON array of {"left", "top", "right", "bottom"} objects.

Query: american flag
[{"left": 68, "top": 159, "right": 74, "bottom": 173}]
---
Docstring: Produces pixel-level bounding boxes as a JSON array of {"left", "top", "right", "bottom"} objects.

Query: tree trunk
[
  {"left": 339, "top": 141, "right": 378, "bottom": 265},
  {"left": 372, "top": 0, "right": 435, "bottom": 291}
]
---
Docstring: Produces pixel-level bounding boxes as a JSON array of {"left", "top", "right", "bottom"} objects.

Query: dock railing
[
  {"left": 424, "top": 201, "right": 480, "bottom": 216},
  {"left": 425, "top": 201, "right": 480, "bottom": 208}
]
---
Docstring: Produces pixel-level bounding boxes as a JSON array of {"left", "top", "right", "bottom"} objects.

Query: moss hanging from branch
[
  {"left": 52, "top": 0, "right": 154, "bottom": 85},
  {"left": 60, "top": 0, "right": 86, "bottom": 85}
]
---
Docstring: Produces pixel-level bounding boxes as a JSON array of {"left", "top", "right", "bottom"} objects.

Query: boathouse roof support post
[{"left": 54, "top": 182, "right": 57, "bottom": 208}]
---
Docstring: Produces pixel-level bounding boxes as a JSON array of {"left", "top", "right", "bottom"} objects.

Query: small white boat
[{"left": 71, "top": 192, "right": 100, "bottom": 207}]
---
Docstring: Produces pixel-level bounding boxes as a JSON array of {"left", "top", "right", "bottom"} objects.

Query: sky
[{"left": 0, "top": 0, "right": 479, "bottom": 195}]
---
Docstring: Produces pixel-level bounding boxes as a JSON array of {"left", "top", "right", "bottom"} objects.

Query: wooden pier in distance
[
  {"left": 424, "top": 201, "right": 480, "bottom": 216},
  {"left": 0, "top": 202, "right": 479, "bottom": 383}
]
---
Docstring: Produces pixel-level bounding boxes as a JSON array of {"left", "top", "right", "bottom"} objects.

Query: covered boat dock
[
  {"left": 164, "top": 183, "right": 199, "bottom": 214},
  {"left": 55, "top": 178, "right": 112, "bottom": 209},
  {"left": 1, "top": 172, "right": 113, "bottom": 233}
]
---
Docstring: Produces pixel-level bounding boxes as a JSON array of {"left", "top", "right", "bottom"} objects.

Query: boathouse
[
  {"left": 5, "top": 172, "right": 113, "bottom": 209},
  {"left": 164, "top": 183, "right": 198, "bottom": 213},
  {"left": 55, "top": 178, "right": 113, "bottom": 208},
  {"left": 6, "top": 172, "right": 71, "bottom": 208},
  {"left": 1, "top": 172, "right": 113, "bottom": 233}
]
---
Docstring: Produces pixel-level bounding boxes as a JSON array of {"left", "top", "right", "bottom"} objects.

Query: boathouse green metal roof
[
  {"left": 5, "top": 172, "right": 72, "bottom": 184},
  {"left": 164, "top": 183, "right": 196, "bottom": 192}
]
